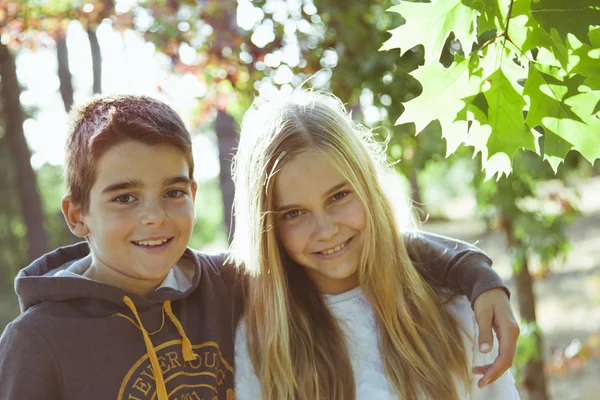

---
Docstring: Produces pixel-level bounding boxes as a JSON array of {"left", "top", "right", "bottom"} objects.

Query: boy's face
[{"left": 70, "top": 141, "right": 197, "bottom": 286}]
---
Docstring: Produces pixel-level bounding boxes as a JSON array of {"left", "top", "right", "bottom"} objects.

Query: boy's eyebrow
[
  {"left": 275, "top": 181, "right": 348, "bottom": 212},
  {"left": 163, "top": 175, "right": 194, "bottom": 186},
  {"left": 102, "top": 179, "right": 144, "bottom": 194},
  {"left": 101, "top": 176, "right": 192, "bottom": 194}
]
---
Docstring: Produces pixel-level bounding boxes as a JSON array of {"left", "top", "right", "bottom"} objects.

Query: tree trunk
[
  {"left": 210, "top": 0, "right": 239, "bottom": 243},
  {"left": 57, "top": 35, "right": 74, "bottom": 112},
  {"left": 515, "top": 257, "right": 549, "bottom": 400},
  {"left": 215, "top": 110, "right": 237, "bottom": 243},
  {"left": 501, "top": 215, "right": 549, "bottom": 400},
  {"left": 87, "top": 26, "right": 102, "bottom": 94},
  {"left": 0, "top": 43, "right": 48, "bottom": 262}
]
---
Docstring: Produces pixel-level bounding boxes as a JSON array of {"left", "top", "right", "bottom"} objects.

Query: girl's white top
[{"left": 234, "top": 286, "right": 520, "bottom": 399}]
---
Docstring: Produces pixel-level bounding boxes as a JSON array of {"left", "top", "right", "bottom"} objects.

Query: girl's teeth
[{"left": 320, "top": 242, "right": 346, "bottom": 255}]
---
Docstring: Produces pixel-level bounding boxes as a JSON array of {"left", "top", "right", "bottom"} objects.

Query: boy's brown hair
[{"left": 65, "top": 94, "right": 195, "bottom": 213}]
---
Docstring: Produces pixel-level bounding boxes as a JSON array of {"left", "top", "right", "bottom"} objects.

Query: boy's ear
[
  {"left": 191, "top": 182, "right": 198, "bottom": 224},
  {"left": 61, "top": 195, "right": 90, "bottom": 238}
]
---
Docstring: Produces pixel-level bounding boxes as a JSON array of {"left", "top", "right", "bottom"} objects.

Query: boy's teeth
[{"left": 136, "top": 239, "right": 168, "bottom": 246}]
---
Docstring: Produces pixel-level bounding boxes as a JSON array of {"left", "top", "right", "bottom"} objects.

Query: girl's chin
[{"left": 308, "top": 269, "right": 360, "bottom": 294}]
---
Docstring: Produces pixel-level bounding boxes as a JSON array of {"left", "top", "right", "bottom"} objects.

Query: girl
[{"left": 231, "top": 90, "right": 519, "bottom": 399}]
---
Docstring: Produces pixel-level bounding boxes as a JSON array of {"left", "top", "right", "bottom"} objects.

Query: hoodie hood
[{"left": 15, "top": 242, "right": 202, "bottom": 313}]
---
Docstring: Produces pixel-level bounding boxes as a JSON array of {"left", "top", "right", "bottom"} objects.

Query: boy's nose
[{"left": 140, "top": 202, "right": 167, "bottom": 226}]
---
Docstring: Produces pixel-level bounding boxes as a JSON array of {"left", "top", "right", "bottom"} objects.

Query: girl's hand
[{"left": 472, "top": 288, "right": 520, "bottom": 388}]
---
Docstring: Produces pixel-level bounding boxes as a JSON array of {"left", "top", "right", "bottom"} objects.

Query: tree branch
[{"left": 503, "top": 0, "right": 515, "bottom": 40}]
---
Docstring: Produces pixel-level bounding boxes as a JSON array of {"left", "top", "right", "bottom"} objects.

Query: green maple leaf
[
  {"left": 543, "top": 91, "right": 600, "bottom": 165},
  {"left": 509, "top": 0, "right": 569, "bottom": 68},
  {"left": 539, "top": 131, "right": 576, "bottom": 172},
  {"left": 523, "top": 65, "right": 582, "bottom": 170},
  {"left": 462, "top": 100, "right": 490, "bottom": 155},
  {"left": 590, "top": 25, "right": 600, "bottom": 47},
  {"left": 381, "top": 0, "right": 478, "bottom": 63},
  {"left": 460, "top": 98, "right": 516, "bottom": 179},
  {"left": 382, "top": 0, "right": 600, "bottom": 176},
  {"left": 482, "top": 69, "right": 537, "bottom": 163},
  {"left": 528, "top": 0, "right": 600, "bottom": 46},
  {"left": 476, "top": 41, "right": 527, "bottom": 88},
  {"left": 584, "top": 77, "right": 600, "bottom": 90},
  {"left": 395, "top": 59, "right": 482, "bottom": 154},
  {"left": 522, "top": 67, "right": 582, "bottom": 129},
  {"left": 468, "top": 0, "right": 511, "bottom": 34},
  {"left": 566, "top": 30, "right": 600, "bottom": 79}
]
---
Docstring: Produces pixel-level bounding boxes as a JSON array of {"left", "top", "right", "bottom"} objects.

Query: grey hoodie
[{"left": 0, "top": 242, "right": 239, "bottom": 400}]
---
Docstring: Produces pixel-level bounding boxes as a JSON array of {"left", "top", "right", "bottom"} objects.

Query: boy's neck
[{"left": 83, "top": 261, "right": 166, "bottom": 298}]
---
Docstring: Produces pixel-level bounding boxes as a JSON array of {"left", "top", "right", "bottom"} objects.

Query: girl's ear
[{"left": 61, "top": 195, "right": 90, "bottom": 238}]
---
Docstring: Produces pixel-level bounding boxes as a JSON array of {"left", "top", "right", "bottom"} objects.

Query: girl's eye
[
  {"left": 113, "top": 194, "right": 135, "bottom": 204},
  {"left": 283, "top": 209, "right": 303, "bottom": 220},
  {"left": 165, "top": 189, "right": 186, "bottom": 199},
  {"left": 332, "top": 191, "right": 349, "bottom": 201}
]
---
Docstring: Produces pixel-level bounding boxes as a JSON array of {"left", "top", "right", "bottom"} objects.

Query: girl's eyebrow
[
  {"left": 324, "top": 181, "right": 348, "bottom": 196},
  {"left": 275, "top": 180, "right": 348, "bottom": 212}
]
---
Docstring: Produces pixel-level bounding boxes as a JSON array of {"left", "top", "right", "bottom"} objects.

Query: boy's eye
[
  {"left": 331, "top": 191, "right": 349, "bottom": 201},
  {"left": 283, "top": 209, "right": 304, "bottom": 220},
  {"left": 165, "top": 189, "right": 186, "bottom": 199},
  {"left": 113, "top": 194, "right": 135, "bottom": 204}
]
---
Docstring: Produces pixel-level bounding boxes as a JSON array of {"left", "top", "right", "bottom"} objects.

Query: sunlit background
[{"left": 1, "top": 1, "right": 599, "bottom": 398}]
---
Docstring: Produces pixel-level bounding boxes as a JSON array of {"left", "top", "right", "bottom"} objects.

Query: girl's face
[{"left": 274, "top": 150, "right": 367, "bottom": 294}]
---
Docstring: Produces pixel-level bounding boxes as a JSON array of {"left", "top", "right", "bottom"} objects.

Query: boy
[{"left": 0, "top": 95, "right": 516, "bottom": 399}]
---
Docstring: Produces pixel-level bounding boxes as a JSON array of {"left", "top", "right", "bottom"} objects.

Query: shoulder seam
[{"left": 195, "top": 251, "right": 232, "bottom": 294}]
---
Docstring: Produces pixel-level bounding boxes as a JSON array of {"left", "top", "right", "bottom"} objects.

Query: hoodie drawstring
[
  {"left": 163, "top": 300, "right": 198, "bottom": 362},
  {"left": 119, "top": 296, "right": 197, "bottom": 400}
]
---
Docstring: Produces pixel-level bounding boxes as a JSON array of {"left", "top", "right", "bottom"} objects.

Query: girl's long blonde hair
[{"left": 230, "top": 90, "right": 470, "bottom": 400}]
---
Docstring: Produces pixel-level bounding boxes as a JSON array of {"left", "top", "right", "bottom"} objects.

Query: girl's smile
[
  {"left": 313, "top": 236, "right": 354, "bottom": 259},
  {"left": 274, "top": 150, "right": 367, "bottom": 295}
]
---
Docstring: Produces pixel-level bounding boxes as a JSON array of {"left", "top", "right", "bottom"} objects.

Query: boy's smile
[
  {"left": 65, "top": 140, "right": 197, "bottom": 296},
  {"left": 132, "top": 237, "right": 174, "bottom": 252}
]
